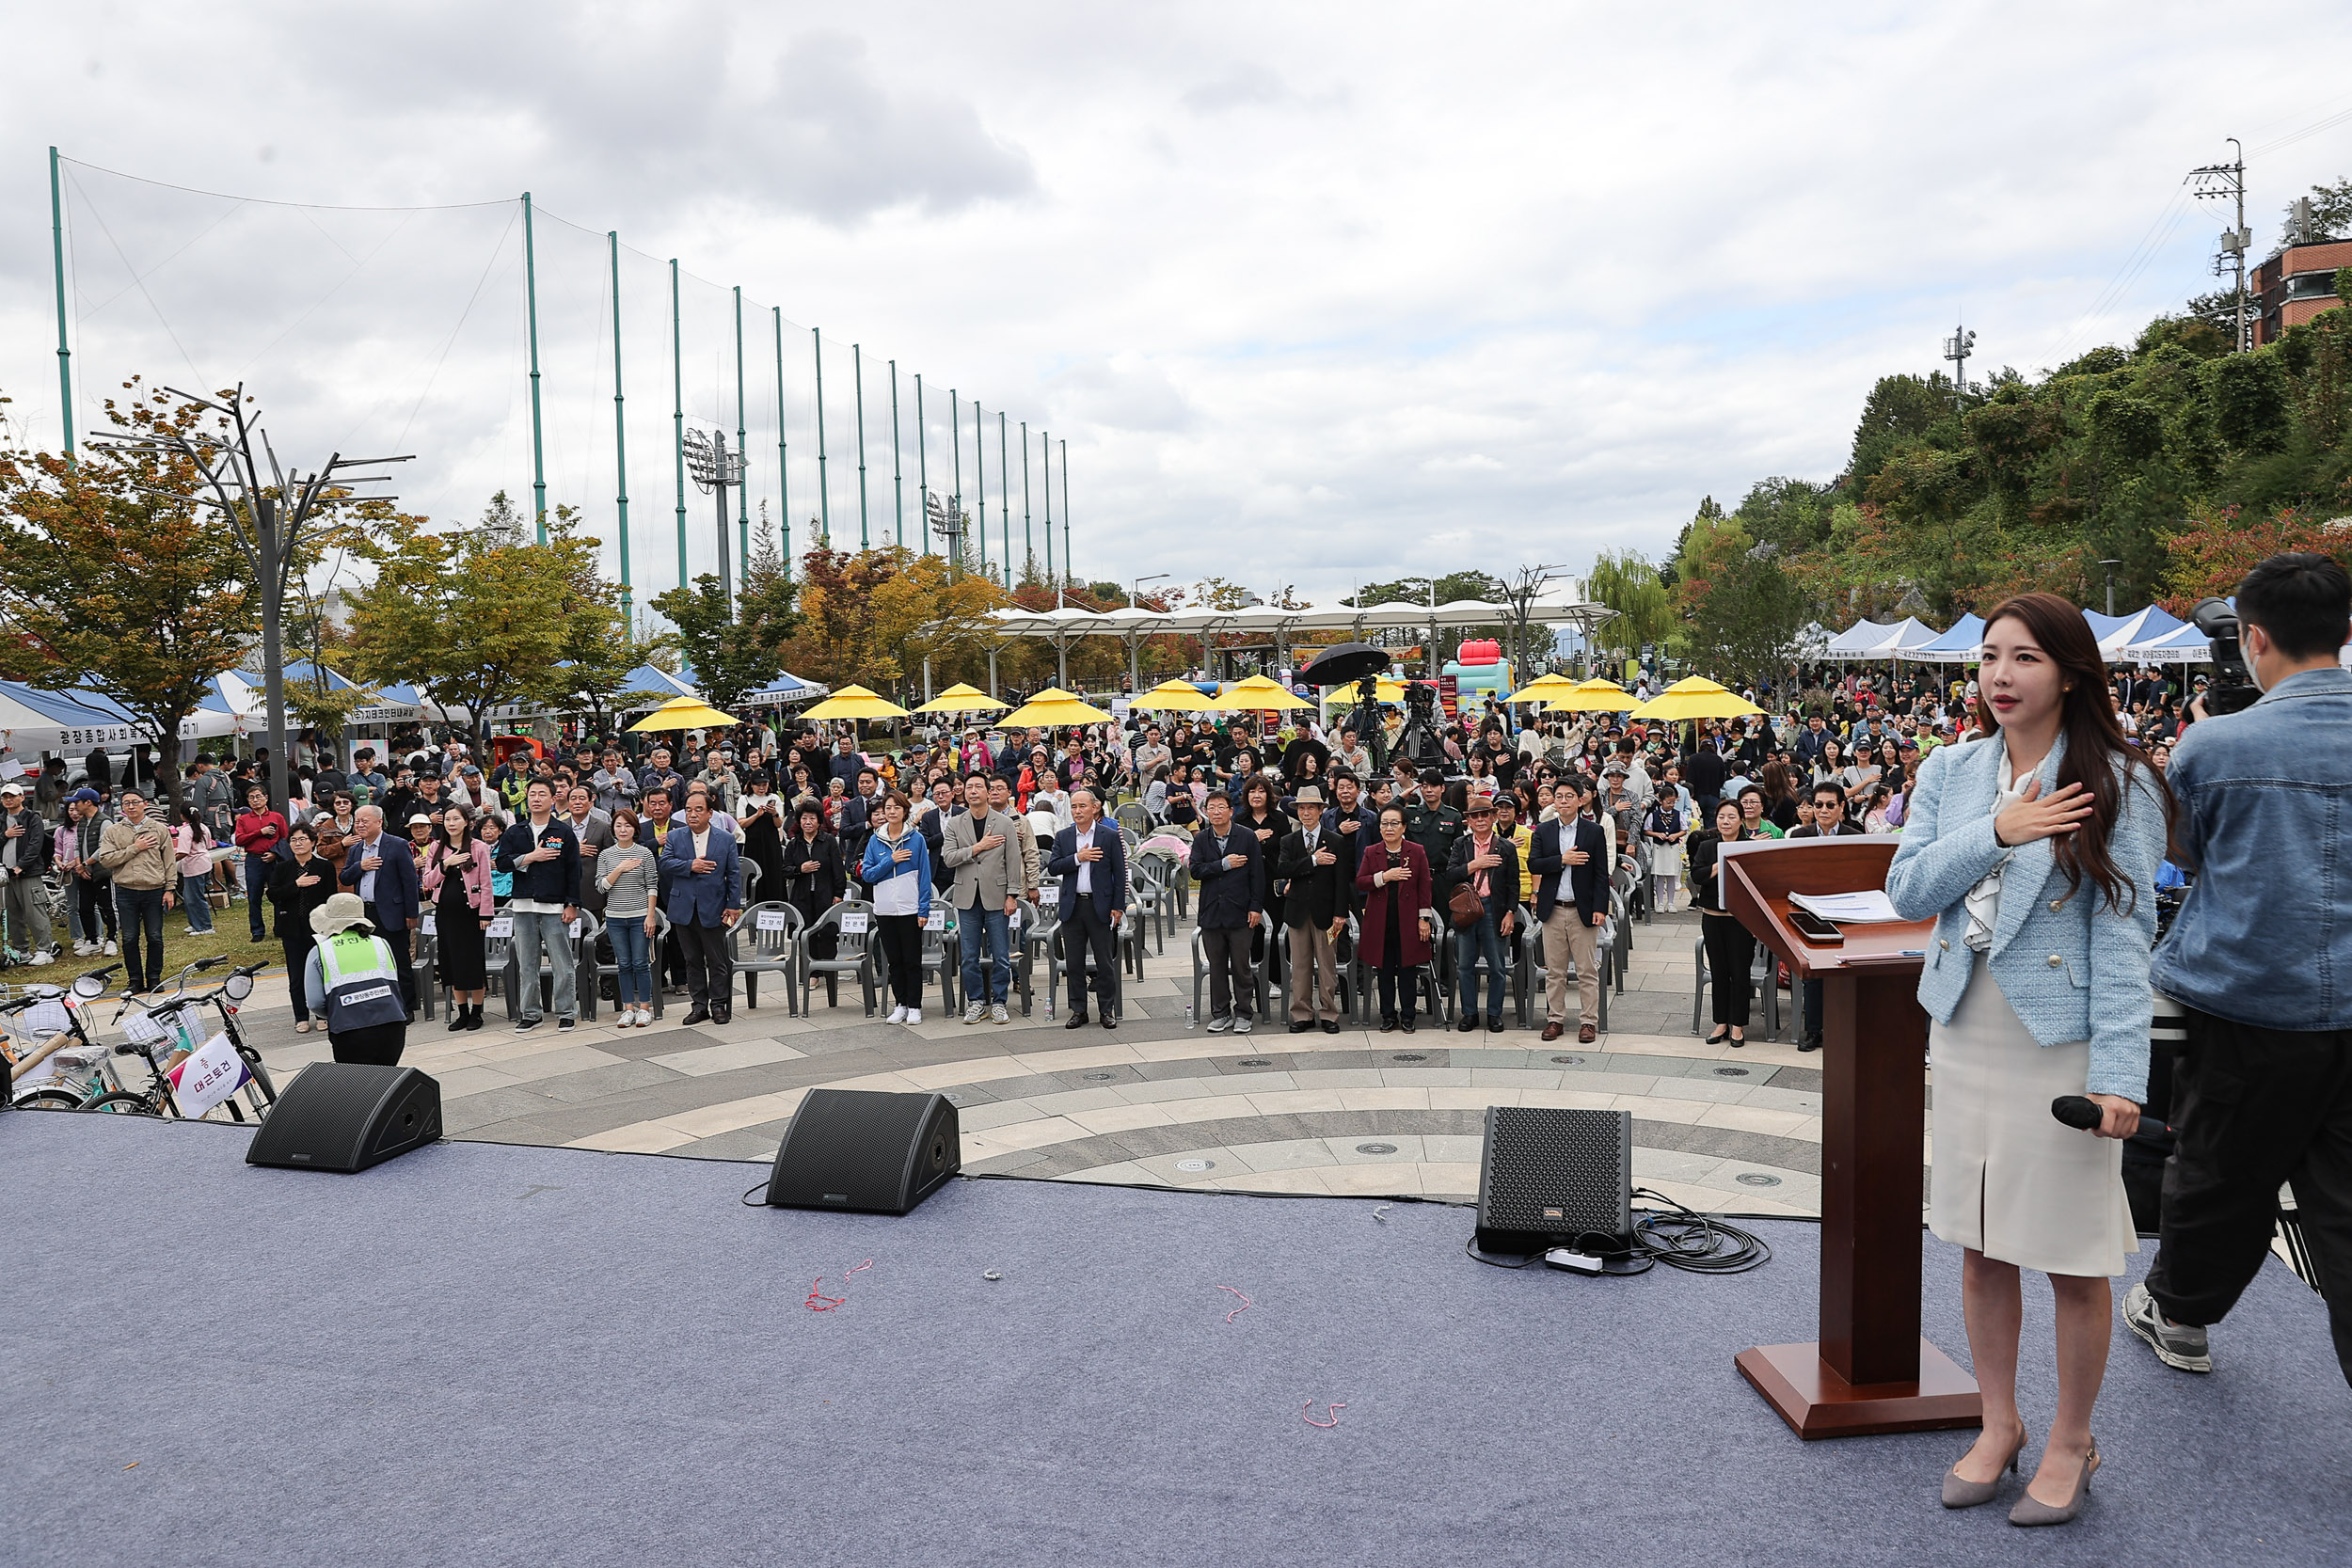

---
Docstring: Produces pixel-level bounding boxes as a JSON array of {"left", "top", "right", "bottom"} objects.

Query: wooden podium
[{"left": 1723, "top": 840, "right": 1983, "bottom": 1438}]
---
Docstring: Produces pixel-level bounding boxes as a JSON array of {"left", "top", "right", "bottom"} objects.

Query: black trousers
[
  {"left": 365, "top": 906, "right": 418, "bottom": 1018},
  {"left": 1700, "top": 911, "right": 1753, "bottom": 1026},
  {"left": 677, "top": 920, "right": 732, "bottom": 1010},
  {"left": 2145, "top": 1008, "right": 2352, "bottom": 1386},
  {"left": 1376, "top": 964, "right": 1420, "bottom": 1021},
  {"left": 1200, "top": 925, "right": 1254, "bottom": 1020},
  {"left": 1061, "top": 902, "right": 1119, "bottom": 1015},
  {"left": 75, "top": 876, "right": 118, "bottom": 942},
  {"left": 329, "top": 1020, "right": 406, "bottom": 1066},
  {"left": 875, "top": 912, "right": 924, "bottom": 1008}
]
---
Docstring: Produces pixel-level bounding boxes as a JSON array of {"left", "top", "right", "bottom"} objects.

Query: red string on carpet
[
  {"left": 1216, "top": 1285, "right": 1253, "bottom": 1323},
  {"left": 807, "top": 1260, "right": 876, "bottom": 1312},
  {"left": 1302, "top": 1402, "right": 1346, "bottom": 1429}
]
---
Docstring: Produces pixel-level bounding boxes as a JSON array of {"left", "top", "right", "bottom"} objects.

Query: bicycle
[
  {"left": 84, "top": 958, "right": 278, "bottom": 1121},
  {"left": 2, "top": 966, "right": 121, "bottom": 1110}
]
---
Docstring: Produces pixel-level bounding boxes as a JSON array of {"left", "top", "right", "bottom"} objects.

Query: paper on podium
[{"left": 1789, "top": 890, "right": 1903, "bottom": 924}]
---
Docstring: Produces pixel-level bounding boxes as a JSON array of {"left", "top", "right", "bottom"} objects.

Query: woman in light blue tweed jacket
[{"left": 1885, "top": 592, "right": 2170, "bottom": 1527}]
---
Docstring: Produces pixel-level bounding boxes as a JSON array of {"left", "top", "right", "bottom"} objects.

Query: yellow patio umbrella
[
  {"left": 799, "top": 683, "right": 913, "bottom": 721},
  {"left": 1133, "top": 679, "right": 1217, "bottom": 712},
  {"left": 1550, "top": 677, "right": 1642, "bottom": 713},
  {"left": 1504, "top": 672, "right": 1586, "bottom": 705},
  {"left": 914, "top": 682, "right": 1009, "bottom": 715},
  {"left": 1629, "top": 676, "right": 1763, "bottom": 722},
  {"left": 1212, "top": 674, "right": 1314, "bottom": 710},
  {"left": 999, "top": 687, "right": 1117, "bottom": 727},
  {"left": 627, "top": 695, "right": 744, "bottom": 733}
]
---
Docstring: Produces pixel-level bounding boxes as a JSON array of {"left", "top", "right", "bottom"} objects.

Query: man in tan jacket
[
  {"left": 943, "top": 772, "right": 1025, "bottom": 1024},
  {"left": 97, "top": 787, "right": 177, "bottom": 993}
]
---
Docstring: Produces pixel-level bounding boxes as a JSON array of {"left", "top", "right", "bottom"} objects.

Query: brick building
[{"left": 2252, "top": 238, "right": 2352, "bottom": 345}]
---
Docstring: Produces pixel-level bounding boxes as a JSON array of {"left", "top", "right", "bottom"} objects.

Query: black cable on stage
[
  {"left": 1627, "top": 1187, "right": 1772, "bottom": 1275},
  {"left": 1463, "top": 1190, "right": 1772, "bottom": 1277}
]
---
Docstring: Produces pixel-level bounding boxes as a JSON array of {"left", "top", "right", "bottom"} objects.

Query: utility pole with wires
[
  {"left": 86, "top": 385, "right": 411, "bottom": 821},
  {"left": 1942, "top": 319, "right": 1977, "bottom": 409},
  {"left": 2189, "top": 139, "right": 2250, "bottom": 352}
]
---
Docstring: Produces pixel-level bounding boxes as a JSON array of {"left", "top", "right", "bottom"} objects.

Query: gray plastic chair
[
  {"left": 1692, "top": 931, "right": 1780, "bottom": 1038},
  {"left": 801, "top": 897, "right": 878, "bottom": 1016},
  {"left": 725, "top": 900, "right": 802, "bottom": 1014}
]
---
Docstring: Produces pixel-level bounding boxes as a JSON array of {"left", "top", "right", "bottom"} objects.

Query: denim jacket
[
  {"left": 2150, "top": 665, "right": 2352, "bottom": 1031},
  {"left": 1885, "top": 730, "right": 2167, "bottom": 1101}
]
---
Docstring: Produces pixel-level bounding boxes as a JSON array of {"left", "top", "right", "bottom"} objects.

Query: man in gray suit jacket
[{"left": 941, "top": 771, "right": 1025, "bottom": 1023}]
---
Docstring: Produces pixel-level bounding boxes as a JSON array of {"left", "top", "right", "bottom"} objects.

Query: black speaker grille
[
  {"left": 767, "top": 1089, "right": 960, "bottom": 1214},
  {"left": 245, "top": 1064, "right": 440, "bottom": 1173},
  {"left": 1476, "top": 1105, "right": 1631, "bottom": 1248}
]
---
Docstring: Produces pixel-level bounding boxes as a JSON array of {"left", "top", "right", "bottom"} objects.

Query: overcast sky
[{"left": 4, "top": 2, "right": 2350, "bottom": 610}]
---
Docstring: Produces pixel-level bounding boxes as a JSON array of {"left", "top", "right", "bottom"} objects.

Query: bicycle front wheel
[
  {"left": 76, "top": 1091, "right": 160, "bottom": 1117},
  {"left": 10, "top": 1088, "right": 87, "bottom": 1111}
]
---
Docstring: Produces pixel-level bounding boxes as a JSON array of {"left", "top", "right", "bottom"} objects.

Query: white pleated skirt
[{"left": 1928, "top": 968, "right": 2137, "bottom": 1277}]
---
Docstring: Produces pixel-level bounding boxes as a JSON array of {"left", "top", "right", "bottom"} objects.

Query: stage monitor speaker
[
  {"left": 245, "top": 1063, "right": 442, "bottom": 1173},
  {"left": 765, "top": 1088, "right": 961, "bottom": 1215},
  {"left": 1475, "top": 1105, "right": 1631, "bottom": 1255}
]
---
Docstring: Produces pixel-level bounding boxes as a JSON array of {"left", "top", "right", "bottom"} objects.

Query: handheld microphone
[{"left": 2050, "top": 1095, "right": 2168, "bottom": 1140}]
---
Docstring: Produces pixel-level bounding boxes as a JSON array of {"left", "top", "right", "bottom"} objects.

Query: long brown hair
[{"left": 1974, "top": 592, "right": 2171, "bottom": 912}]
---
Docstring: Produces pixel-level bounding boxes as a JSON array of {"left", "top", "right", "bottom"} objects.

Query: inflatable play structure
[{"left": 1442, "top": 640, "right": 1512, "bottom": 704}]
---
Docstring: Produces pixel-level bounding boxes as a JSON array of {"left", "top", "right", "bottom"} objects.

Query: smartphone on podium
[{"left": 1788, "top": 909, "right": 1844, "bottom": 944}]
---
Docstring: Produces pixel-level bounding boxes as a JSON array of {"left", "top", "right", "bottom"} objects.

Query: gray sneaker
[
  {"left": 2122, "top": 1282, "right": 2212, "bottom": 1372},
  {"left": 1233, "top": 1013, "right": 1253, "bottom": 1035},
  {"left": 1205, "top": 1013, "right": 1235, "bottom": 1034},
  {"left": 962, "top": 1003, "right": 985, "bottom": 1025},
  {"left": 991, "top": 1004, "right": 1009, "bottom": 1025}
]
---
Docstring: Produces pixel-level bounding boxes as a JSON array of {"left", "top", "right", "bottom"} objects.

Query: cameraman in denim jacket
[{"left": 2129, "top": 553, "right": 2352, "bottom": 1386}]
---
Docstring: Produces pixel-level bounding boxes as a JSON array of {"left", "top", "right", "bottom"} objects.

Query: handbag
[{"left": 1448, "top": 878, "right": 1486, "bottom": 930}]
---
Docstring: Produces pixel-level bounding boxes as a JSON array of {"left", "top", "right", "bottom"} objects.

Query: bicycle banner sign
[{"left": 167, "top": 1032, "right": 250, "bottom": 1118}]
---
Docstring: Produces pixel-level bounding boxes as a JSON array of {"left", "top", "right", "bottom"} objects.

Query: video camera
[{"left": 2190, "top": 597, "right": 2261, "bottom": 717}]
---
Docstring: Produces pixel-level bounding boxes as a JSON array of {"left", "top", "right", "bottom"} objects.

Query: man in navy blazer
[
  {"left": 340, "top": 803, "right": 422, "bottom": 1018},
  {"left": 1527, "top": 776, "right": 1609, "bottom": 1043},
  {"left": 1047, "top": 787, "right": 1125, "bottom": 1029},
  {"left": 660, "top": 794, "right": 743, "bottom": 1024}
]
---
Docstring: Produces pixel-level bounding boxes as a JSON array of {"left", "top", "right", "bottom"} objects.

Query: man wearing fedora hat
[
  {"left": 302, "top": 892, "right": 409, "bottom": 1065},
  {"left": 1278, "top": 785, "right": 1349, "bottom": 1034}
]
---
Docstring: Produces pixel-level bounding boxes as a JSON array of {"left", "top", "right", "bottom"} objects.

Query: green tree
[
  {"left": 1584, "top": 548, "right": 1676, "bottom": 658},
  {"left": 1848, "top": 374, "right": 1950, "bottom": 491},
  {"left": 343, "top": 494, "right": 618, "bottom": 749},
  {"left": 1674, "top": 514, "right": 1807, "bottom": 683},
  {"left": 0, "top": 389, "right": 257, "bottom": 817},
  {"left": 648, "top": 513, "right": 802, "bottom": 712}
]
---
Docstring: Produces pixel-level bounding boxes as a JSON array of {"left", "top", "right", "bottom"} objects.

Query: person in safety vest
[{"left": 302, "top": 891, "right": 409, "bottom": 1066}]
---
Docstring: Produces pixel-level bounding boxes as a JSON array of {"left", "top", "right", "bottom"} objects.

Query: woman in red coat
[{"left": 1356, "top": 805, "right": 1436, "bottom": 1033}]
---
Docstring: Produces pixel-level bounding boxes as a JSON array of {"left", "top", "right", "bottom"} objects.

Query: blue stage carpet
[{"left": 3, "top": 1111, "right": 2344, "bottom": 1567}]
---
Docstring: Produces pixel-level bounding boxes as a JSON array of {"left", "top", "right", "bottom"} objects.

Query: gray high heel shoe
[
  {"left": 2009, "top": 1440, "right": 2098, "bottom": 1527},
  {"left": 1941, "top": 1429, "right": 2026, "bottom": 1509}
]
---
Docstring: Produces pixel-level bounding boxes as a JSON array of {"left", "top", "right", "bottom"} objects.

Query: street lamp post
[
  {"left": 87, "top": 385, "right": 411, "bottom": 821},
  {"left": 2098, "top": 559, "right": 2122, "bottom": 618}
]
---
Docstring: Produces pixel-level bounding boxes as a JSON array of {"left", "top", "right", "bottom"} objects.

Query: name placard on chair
[
  {"left": 840, "top": 911, "right": 870, "bottom": 935},
  {"left": 419, "top": 912, "right": 437, "bottom": 935},
  {"left": 755, "top": 909, "right": 792, "bottom": 932},
  {"left": 485, "top": 915, "right": 514, "bottom": 941},
  {"left": 924, "top": 910, "right": 946, "bottom": 931}
]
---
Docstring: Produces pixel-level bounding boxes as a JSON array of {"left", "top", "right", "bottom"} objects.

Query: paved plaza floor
[{"left": 236, "top": 906, "right": 1850, "bottom": 1215}]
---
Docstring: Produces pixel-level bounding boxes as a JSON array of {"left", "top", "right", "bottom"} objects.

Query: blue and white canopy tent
[
  {"left": 1901, "top": 612, "right": 1987, "bottom": 664},
  {"left": 2121, "top": 620, "right": 2212, "bottom": 664},
  {"left": 1822, "top": 620, "right": 1895, "bottom": 658},
  {"left": 2093, "top": 605, "right": 2185, "bottom": 661},
  {"left": 737, "top": 672, "right": 828, "bottom": 708}
]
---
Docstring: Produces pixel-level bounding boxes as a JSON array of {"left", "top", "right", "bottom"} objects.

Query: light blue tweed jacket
[{"left": 1884, "top": 730, "right": 2165, "bottom": 1102}]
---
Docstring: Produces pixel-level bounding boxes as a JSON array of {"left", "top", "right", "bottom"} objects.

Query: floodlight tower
[
  {"left": 682, "top": 426, "right": 745, "bottom": 617},
  {"left": 926, "top": 488, "right": 967, "bottom": 581},
  {"left": 1942, "top": 321, "right": 1977, "bottom": 409}
]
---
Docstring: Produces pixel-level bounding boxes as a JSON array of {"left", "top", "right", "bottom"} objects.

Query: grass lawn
[{"left": 44, "top": 895, "right": 288, "bottom": 993}]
